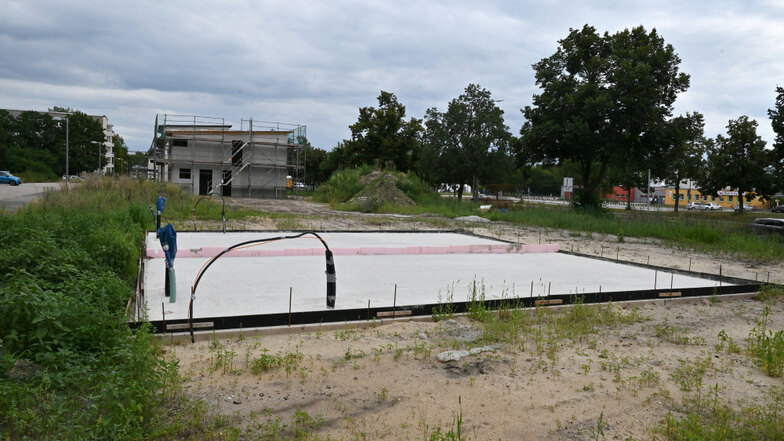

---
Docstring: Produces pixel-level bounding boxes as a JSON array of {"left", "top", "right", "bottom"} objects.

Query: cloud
[{"left": 1, "top": 0, "right": 782, "bottom": 151}]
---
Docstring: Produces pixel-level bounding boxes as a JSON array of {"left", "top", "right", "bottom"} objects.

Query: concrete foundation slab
[{"left": 142, "top": 231, "right": 729, "bottom": 323}]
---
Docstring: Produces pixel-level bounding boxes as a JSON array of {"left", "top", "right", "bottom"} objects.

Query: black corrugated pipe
[{"left": 188, "top": 231, "right": 335, "bottom": 343}]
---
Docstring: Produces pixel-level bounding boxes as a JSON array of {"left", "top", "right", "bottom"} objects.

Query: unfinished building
[{"left": 150, "top": 114, "right": 306, "bottom": 197}]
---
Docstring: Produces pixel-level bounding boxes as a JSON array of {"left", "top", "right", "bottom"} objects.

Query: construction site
[
  {"left": 128, "top": 203, "right": 782, "bottom": 440},
  {"left": 148, "top": 114, "right": 307, "bottom": 198}
]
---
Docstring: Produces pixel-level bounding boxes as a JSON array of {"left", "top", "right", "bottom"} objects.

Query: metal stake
[
  {"left": 654, "top": 271, "right": 658, "bottom": 289},
  {"left": 288, "top": 287, "right": 292, "bottom": 326},
  {"left": 393, "top": 284, "right": 397, "bottom": 319}
]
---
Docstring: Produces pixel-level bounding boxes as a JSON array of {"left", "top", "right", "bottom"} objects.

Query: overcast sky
[{"left": 1, "top": 0, "right": 782, "bottom": 152}]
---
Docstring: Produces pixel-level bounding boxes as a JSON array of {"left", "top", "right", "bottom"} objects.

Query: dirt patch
[
  {"left": 349, "top": 172, "right": 416, "bottom": 210},
  {"left": 171, "top": 298, "right": 783, "bottom": 440}
]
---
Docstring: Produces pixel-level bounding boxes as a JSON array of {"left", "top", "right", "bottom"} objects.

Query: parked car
[
  {"left": 772, "top": 205, "right": 784, "bottom": 213},
  {"left": 687, "top": 202, "right": 705, "bottom": 210},
  {"left": 733, "top": 204, "right": 753, "bottom": 212},
  {"left": 704, "top": 202, "right": 722, "bottom": 211},
  {"left": 0, "top": 171, "right": 22, "bottom": 186},
  {"left": 751, "top": 218, "right": 784, "bottom": 235}
]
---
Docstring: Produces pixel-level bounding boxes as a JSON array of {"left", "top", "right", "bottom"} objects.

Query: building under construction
[{"left": 149, "top": 114, "right": 306, "bottom": 197}]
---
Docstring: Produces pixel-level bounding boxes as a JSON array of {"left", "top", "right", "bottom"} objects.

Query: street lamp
[
  {"left": 90, "top": 140, "right": 103, "bottom": 175},
  {"left": 52, "top": 114, "right": 70, "bottom": 190}
]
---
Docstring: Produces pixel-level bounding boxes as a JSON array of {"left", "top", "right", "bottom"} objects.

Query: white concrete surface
[{"left": 143, "top": 232, "right": 726, "bottom": 322}]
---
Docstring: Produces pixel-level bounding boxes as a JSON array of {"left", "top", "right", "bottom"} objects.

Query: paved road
[{"left": 0, "top": 182, "right": 62, "bottom": 213}]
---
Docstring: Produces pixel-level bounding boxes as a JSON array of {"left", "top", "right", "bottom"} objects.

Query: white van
[{"left": 704, "top": 202, "right": 721, "bottom": 210}]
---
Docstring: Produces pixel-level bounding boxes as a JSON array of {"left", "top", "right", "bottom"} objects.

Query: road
[{"left": 0, "top": 182, "right": 62, "bottom": 213}]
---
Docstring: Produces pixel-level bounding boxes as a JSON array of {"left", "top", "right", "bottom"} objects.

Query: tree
[
  {"left": 424, "top": 84, "right": 510, "bottom": 201},
  {"left": 63, "top": 111, "right": 104, "bottom": 175},
  {"left": 343, "top": 91, "right": 422, "bottom": 171},
  {"left": 304, "top": 145, "right": 329, "bottom": 186},
  {"left": 660, "top": 113, "right": 706, "bottom": 212},
  {"left": 768, "top": 86, "right": 784, "bottom": 192},
  {"left": 520, "top": 25, "right": 689, "bottom": 207},
  {"left": 113, "top": 134, "right": 129, "bottom": 175},
  {"left": 319, "top": 142, "right": 348, "bottom": 181},
  {"left": 699, "top": 116, "right": 772, "bottom": 212}
]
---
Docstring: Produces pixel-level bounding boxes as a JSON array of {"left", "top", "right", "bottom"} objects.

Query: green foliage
[
  {"left": 0, "top": 178, "right": 251, "bottom": 440},
  {"left": 520, "top": 25, "right": 689, "bottom": 207},
  {"left": 747, "top": 306, "right": 784, "bottom": 377},
  {"left": 423, "top": 83, "right": 510, "bottom": 201},
  {"left": 426, "top": 396, "right": 464, "bottom": 441},
  {"left": 0, "top": 181, "right": 184, "bottom": 439},
  {"left": 312, "top": 165, "right": 373, "bottom": 203},
  {"left": 699, "top": 116, "right": 774, "bottom": 204},
  {"left": 250, "top": 350, "right": 303, "bottom": 376},
  {"left": 657, "top": 385, "right": 784, "bottom": 440},
  {"left": 343, "top": 91, "right": 423, "bottom": 172},
  {"left": 756, "top": 284, "right": 784, "bottom": 303},
  {"left": 655, "top": 321, "right": 706, "bottom": 345}
]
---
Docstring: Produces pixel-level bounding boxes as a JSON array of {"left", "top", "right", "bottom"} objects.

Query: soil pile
[{"left": 349, "top": 171, "right": 416, "bottom": 211}]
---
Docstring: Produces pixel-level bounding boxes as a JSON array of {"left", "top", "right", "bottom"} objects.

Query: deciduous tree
[
  {"left": 343, "top": 91, "right": 422, "bottom": 171},
  {"left": 660, "top": 112, "right": 705, "bottom": 212},
  {"left": 768, "top": 86, "right": 784, "bottom": 192},
  {"left": 699, "top": 116, "right": 772, "bottom": 212},
  {"left": 424, "top": 84, "right": 510, "bottom": 201},
  {"left": 520, "top": 25, "right": 689, "bottom": 207}
]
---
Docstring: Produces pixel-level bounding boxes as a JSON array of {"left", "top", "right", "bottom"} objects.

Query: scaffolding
[{"left": 150, "top": 114, "right": 307, "bottom": 198}]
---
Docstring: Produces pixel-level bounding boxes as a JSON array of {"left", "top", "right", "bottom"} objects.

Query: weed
[
  {"left": 747, "top": 306, "right": 784, "bottom": 377},
  {"left": 656, "top": 321, "right": 706, "bottom": 345},
  {"left": 426, "top": 396, "right": 464, "bottom": 441},
  {"left": 250, "top": 349, "right": 304, "bottom": 376},
  {"left": 756, "top": 284, "right": 784, "bottom": 303},
  {"left": 433, "top": 285, "right": 457, "bottom": 321},
  {"left": 591, "top": 411, "right": 606, "bottom": 441},
  {"left": 671, "top": 357, "right": 712, "bottom": 392},
  {"left": 715, "top": 330, "right": 742, "bottom": 354},
  {"left": 344, "top": 347, "right": 366, "bottom": 360}
]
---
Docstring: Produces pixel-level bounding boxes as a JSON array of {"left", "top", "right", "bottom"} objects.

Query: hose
[{"left": 188, "top": 231, "right": 334, "bottom": 343}]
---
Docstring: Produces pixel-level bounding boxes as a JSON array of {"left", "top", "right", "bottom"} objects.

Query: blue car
[{"left": 0, "top": 171, "right": 22, "bottom": 186}]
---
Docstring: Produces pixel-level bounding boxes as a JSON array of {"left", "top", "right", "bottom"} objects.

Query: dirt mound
[{"left": 349, "top": 172, "right": 416, "bottom": 211}]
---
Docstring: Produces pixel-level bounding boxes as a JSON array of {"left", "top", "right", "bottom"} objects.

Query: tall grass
[
  {"left": 312, "top": 165, "right": 373, "bottom": 204},
  {"left": 0, "top": 178, "right": 195, "bottom": 440}
]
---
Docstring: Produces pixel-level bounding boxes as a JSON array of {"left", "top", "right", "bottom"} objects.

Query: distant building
[
  {"left": 2, "top": 108, "right": 116, "bottom": 174},
  {"left": 664, "top": 188, "right": 768, "bottom": 209},
  {"left": 149, "top": 114, "right": 306, "bottom": 197}
]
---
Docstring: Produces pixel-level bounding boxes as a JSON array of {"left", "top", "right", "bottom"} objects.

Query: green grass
[
  {"left": 316, "top": 167, "right": 784, "bottom": 260},
  {"left": 0, "top": 178, "right": 293, "bottom": 440},
  {"left": 312, "top": 165, "right": 373, "bottom": 204}
]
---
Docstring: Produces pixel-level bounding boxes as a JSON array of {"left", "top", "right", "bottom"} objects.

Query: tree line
[
  {"left": 0, "top": 107, "right": 132, "bottom": 181},
  {"left": 307, "top": 24, "right": 784, "bottom": 211}
]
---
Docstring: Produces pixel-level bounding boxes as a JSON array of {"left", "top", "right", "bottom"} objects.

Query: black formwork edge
[
  {"left": 559, "top": 250, "right": 761, "bottom": 286},
  {"left": 134, "top": 282, "right": 763, "bottom": 334}
]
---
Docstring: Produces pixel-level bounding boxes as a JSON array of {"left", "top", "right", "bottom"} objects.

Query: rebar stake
[{"left": 393, "top": 284, "right": 397, "bottom": 319}]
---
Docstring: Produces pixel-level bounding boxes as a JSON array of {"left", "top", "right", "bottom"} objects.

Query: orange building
[
  {"left": 664, "top": 188, "right": 767, "bottom": 209},
  {"left": 602, "top": 186, "right": 636, "bottom": 202}
]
